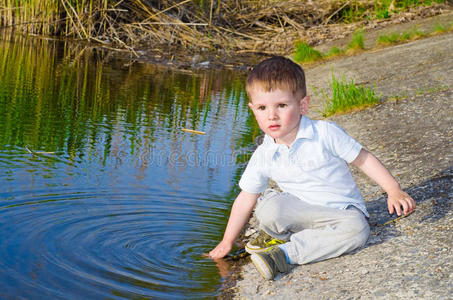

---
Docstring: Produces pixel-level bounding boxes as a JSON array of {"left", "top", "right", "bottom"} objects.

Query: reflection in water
[
  {"left": 0, "top": 31, "right": 260, "bottom": 298},
  {"left": 213, "top": 258, "right": 231, "bottom": 279}
]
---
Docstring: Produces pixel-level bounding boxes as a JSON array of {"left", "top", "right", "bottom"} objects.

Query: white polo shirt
[{"left": 239, "top": 116, "right": 368, "bottom": 217}]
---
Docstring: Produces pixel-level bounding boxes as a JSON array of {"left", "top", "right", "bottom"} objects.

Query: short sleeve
[
  {"left": 324, "top": 122, "right": 362, "bottom": 163},
  {"left": 238, "top": 148, "right": 269, "bottom": 194}
]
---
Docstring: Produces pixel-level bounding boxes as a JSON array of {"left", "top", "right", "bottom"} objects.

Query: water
[{"left": 0, "top": 32, "right": 261, "bottom": 299}]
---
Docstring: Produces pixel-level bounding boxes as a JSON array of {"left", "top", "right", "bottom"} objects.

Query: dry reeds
[{"left": 0, "top": 0, "right": 449, "bottom": 55}]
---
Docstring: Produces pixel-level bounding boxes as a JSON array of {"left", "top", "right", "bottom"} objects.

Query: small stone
[
  {"left": 198, "top": 61, "right": 210, "bottom": 67},
  {"left": 360, "top": 268, "right": 369, "bottom": 275},
  {"left": 191, "top": 55, "right": 201, "bottom": 64},
  {"left": 373, "top": 290, "right": 386, "bottom": 297}
]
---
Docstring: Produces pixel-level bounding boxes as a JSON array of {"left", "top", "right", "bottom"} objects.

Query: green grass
[
  {"left": 377, "top": 28, "right": 425, "bottom": 45},
  {"left": 294, "top": 18, "right": 450, "bottom": 65},
  {"left": 340, "top": 0, "right": 448, "bottom": 23},
  {"left": 346, "top": 30, "right": 365, "bottom": 51},
  {"left": 416, "top": 84, "right": 449, "bottom": 95},
  {"left": 433, "top": 23, "right": 448, "bottom": 33},
  {"left": 377, "top": 32, "right": 401, "bottom": 44},
  {"left": 292, "top": 41, "right": 323, "bottom": 63},
  {"left": 292, "top": 32, "right": 362, "bottom": 63},
  {"left": 314, "top": 70, "right": 381, "bottom": 117},
  {"left": 326, "top": 47, "right": 344, "bottom": 57}
]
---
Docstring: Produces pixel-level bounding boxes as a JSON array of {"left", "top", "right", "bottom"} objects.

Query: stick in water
[{"left": 181, "top": 128, "right": 206, "bottom": 135}]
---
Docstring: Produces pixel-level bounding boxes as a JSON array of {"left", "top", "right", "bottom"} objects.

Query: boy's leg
[{"left": 255, "top": 189, "right": 370, "bottom": 265}]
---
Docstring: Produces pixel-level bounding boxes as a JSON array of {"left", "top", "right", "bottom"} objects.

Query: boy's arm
[
  {"left": 352, "top": 149, "right": 415, "bottom": 216},
  {"left": 209, "top": 190, "right": 259, "bottom": 259}
]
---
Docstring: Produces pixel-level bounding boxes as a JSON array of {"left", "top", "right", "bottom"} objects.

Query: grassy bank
[
  {"left": 314, "top": 71, "right": 381, "bottom": 117},
  {"left": 293, "top": 19, "right": 453, "bottom": 64},
  {"left": 0, "top": 1, "right": 450, "bottom": 55}
]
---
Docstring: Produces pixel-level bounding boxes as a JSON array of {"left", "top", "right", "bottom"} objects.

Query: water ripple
[{"left": 0, "top": 189, "right": 224, "bottom": 299}]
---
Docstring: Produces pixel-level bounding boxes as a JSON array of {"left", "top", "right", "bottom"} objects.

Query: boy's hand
[
  {"left": 208, "top": 191, "right": 258, "bottom": 259},
  {"left": 387, "top": 189, "right": 415, "bottom": 216},
  {"left": 209, "top": 240, "right": 233, "bottom": 259},
  {"left": 352, "top": 149, "right": 416, "bottom": 217}
]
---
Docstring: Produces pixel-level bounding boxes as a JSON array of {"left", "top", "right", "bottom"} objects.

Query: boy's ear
[
  {"left": 248, "top": 102, "right": 254, "bottom": 109},
  {"left": 300, "top": 96, "right": 310, "bottom": 115}
]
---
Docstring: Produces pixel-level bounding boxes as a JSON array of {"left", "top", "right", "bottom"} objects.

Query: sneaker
[
  {"left": 250, "top": 246, "right": 290, "bottom": 280},
  {"left": 245, "top": 231, "right": 285, "bottom": 254}
]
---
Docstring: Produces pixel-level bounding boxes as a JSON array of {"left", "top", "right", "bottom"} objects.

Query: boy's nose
[{"left": 268, "top": 109, "right": 278, "bottom": 120}]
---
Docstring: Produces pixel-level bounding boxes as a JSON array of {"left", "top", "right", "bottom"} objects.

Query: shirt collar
[
  {"left": 295, "top": 115, "right": 314, "bottom": 141},
  {"left": 262, "top": 116, "right": 314, "bottom": 158}
]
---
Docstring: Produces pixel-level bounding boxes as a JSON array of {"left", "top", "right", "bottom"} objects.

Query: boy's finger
[
  {"left": 401, "top": 201, "right": 409, "bottom": 215},
  {"left": 405, "top": 198, "right": 415, "bottom": 214},
  {"left": 209, "top": 249, "right": 227, "bottom": 260},
  {"left": 388, "top": 203, "right": 394, "bottom": 214},
  {"left": 207, "top": 250, "right": 216, "bottom": 258},
  {"left": 406, "top": 200, "right": 414, "bottom": 214},
  {"left": 394, "top": 204, "right": 402, "bottom": 216},
  {"left": 409, "top": 197, "right": 416, "bottom": 211}
]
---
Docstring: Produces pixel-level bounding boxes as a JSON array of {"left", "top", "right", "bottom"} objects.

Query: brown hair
[{"left": 246, "top": 56, "right": 306, "bottom": 100}]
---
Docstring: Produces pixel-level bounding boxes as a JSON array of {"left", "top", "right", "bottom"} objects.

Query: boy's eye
[
  {"left": 278, "top": 103, "right": 287, "bottom": 108},
  {"left": 257, "top": 106, "right": 266, "bottom": 111}
]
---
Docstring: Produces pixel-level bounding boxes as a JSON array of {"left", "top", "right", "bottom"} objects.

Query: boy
[{"left": 209, "top": 56, "right": 415, "bottom": 280}]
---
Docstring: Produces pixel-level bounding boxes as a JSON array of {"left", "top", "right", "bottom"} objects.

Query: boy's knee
[
  {"left": 255, "top": 195, "right": 284, "bottom": 226},
  {"left": 355, "top": 221, "right": 370, "bottom": 248},
  {"left": 343, "top": 213, "right": 370, "bottom": 248}
]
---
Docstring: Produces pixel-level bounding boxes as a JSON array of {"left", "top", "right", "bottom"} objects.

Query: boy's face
[{"left": 248, "top": 88, "right": 309, "bottom": 146}]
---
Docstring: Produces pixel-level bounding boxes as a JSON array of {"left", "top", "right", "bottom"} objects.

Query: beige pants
[{"left": 255, "top": 189, "right": 370, "bottom": 265}]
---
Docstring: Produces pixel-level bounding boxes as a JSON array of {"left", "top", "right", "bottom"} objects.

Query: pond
[{"left": 0, "top": 32, "right": 261, "bottom": 299}]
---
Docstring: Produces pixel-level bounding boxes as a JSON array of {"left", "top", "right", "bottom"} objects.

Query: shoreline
[
  {"left": 2, "top": 6, "right": 450, "bottom": 72},
  {"left": 130, "top": 5, "right": 453, "bottom": 70}
]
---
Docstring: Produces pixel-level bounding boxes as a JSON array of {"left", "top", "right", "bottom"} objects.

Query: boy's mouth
[{"left": 268, "top": 125, "right": 280, "bottom": 131}]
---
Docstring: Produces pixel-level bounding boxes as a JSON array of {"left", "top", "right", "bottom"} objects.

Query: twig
[
  {"left": 181, "top": 128, "right": 206, "bottom": 135},
  {"left": 323, "top": 1, "right": 351, "bottom": 25},
  {"left": 146, "top": 0, "right": 193, "bottom": 21},
  {"left": 60, "top": 0, "right": 85, "bottom": 39},
  {"left": 376, "top": 214, "right": 408, "bottom": 227},
  {"left": 217, "top": 25, "right": 262, "bottom": 40},
  {"left": 25, "top": 146, "right": 55, "bottom": 155},
  {"left": 0, "top": 7, "right": 24, "bottom": 12},
  {"left": 235, "top": 49, "right": 276, "bottom": 55},
  {"left": 113, "top": 36, "right": 139, "bottom": 57},
  {"left": 134, "top": 22, "right": 208, "bottom": 26},
  {"left": 209, "top": 0, "right": 214, "bottom": 26}
]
